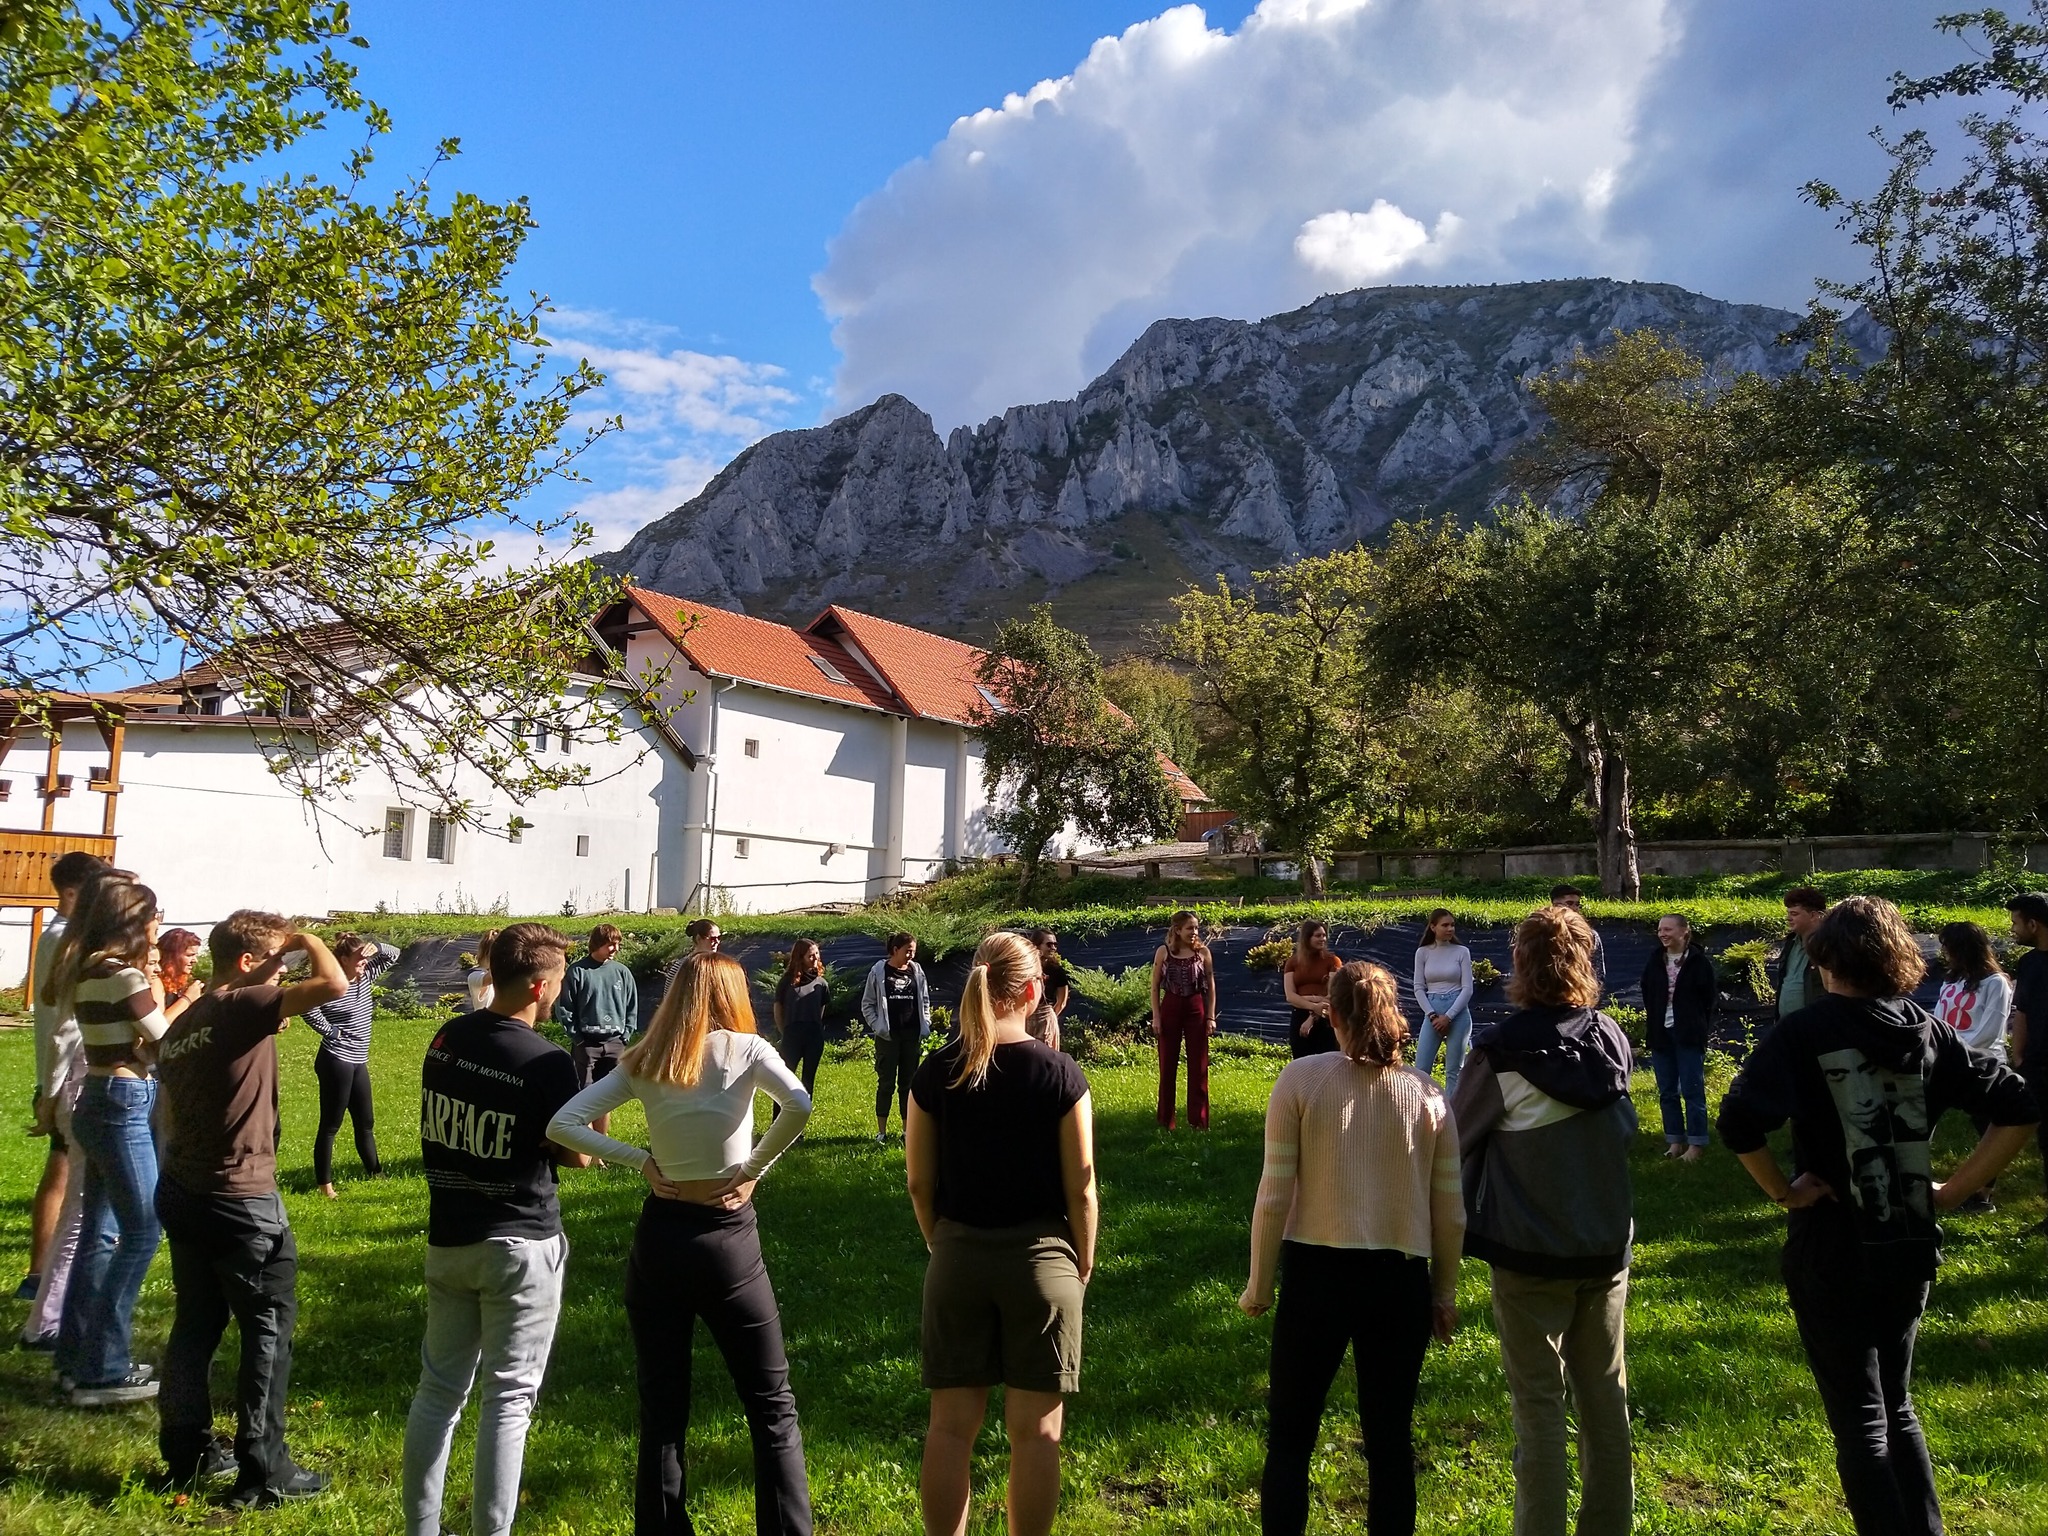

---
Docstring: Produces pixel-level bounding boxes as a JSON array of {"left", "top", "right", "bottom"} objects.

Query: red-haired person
[
  {"left": 1241, "top": 961, "right": 1463, "bottom": 1536},
  {"left": 1150, "top": 911, "right": 1218, "bottom": 1129},
  {"left": 550, "top": 953, "right": 813, "bottom": 1534},
  {"left": 1720, "top": 896, "right": 2037, "bottom": 1536},
  {"left": 1452, "top": 906, "right": 1637, "bottom": 1536}
]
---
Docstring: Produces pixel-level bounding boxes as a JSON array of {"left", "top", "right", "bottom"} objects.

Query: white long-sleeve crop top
[
  {"left": 1412, "top": 943, "right": 1474, "bottom": 1020},
  {"left": 547, "top": 1029, "right": 813, "bottom": 1182}
]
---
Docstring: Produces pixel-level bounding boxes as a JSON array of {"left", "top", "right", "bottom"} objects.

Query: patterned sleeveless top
[{"left": 1162, "top": 950, "right": 1207, "bottom": 998}]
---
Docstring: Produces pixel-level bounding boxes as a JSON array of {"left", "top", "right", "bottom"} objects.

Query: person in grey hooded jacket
[{"left": 1451, "top": 905, "right": 1636, "bottom": 1536}]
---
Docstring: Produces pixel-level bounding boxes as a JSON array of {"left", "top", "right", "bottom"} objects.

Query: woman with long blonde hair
[
  {"left": 1242, "top": 960, "right": 1462, "bottom": 1535},
  {"left": 906, "top": 930, "right": 1097, "bottom": 1536},
  {"left": 45, "top": 876, "right": 170, "bottom": 1406},
  {"left": 548, "top": 952, "right": 814, "bottom": 1535}
]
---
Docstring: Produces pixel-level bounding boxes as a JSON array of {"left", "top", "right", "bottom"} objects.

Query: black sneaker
[
  {"left": 68, "top": 1369, "right": 158, "bottom": 1407},
  {"left": 224, "top": 1466, "right": 330, "bottom": 1509},
  {"left": 17, "top": 1331, "right": 55, "bottom": 1353},
  {"left": 163, "top": 1436, "right": 238, "bottom": 1487}
]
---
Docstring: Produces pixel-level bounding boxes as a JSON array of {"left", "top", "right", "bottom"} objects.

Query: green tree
[
  {"left": 972, "top": 605, "right": 1180, "bottom": 899},
  {"left": 1102, "top": 655, "right": 1200, "bottom": 773},
  {"left": 1159, "top": 549, "right": 1387, "bottom": 895},
  {"left": 0, "top": 1, "right": 626, "bottom": 830}
]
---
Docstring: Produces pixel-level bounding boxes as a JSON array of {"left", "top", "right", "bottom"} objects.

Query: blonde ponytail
[{"left": 951, "top": 930, "right": 1041, "bottom": 1088}]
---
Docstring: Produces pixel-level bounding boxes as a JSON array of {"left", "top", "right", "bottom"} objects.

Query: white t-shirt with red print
[{"left": 1934, "top": 973, "right": 2012, "bottom": 1063}]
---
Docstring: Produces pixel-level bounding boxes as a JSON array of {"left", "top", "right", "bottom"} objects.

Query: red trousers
[{"left": 1156, "top": 991, "right": 1210, "bottom": 1129}]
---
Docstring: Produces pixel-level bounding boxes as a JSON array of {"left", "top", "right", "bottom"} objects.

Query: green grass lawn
[{"left": 0, "top": 1020, "right": 2042, "bottom": 1534}]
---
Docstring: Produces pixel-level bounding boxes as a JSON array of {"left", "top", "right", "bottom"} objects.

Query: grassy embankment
[{"left": 0, "top": 1019, "right": 2042, "bottom": 1534}]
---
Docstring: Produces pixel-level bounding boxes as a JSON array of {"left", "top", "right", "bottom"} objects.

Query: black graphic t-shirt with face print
[{"left": 1720, "top": 993, "right": 2039, "bottom": 1280}]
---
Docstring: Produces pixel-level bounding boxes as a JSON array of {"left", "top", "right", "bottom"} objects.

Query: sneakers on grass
[
  {"left": 225, "top": 1466, "right": 331, "bottom": 1509},
  {"left": 69, "top": 1368, "right": 158, "bottom": 1407},
  {"left": 161, "top": 1436, "right": 238, "bottom": 1488}
]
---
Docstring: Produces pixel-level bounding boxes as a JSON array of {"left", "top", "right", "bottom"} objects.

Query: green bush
[
  {"left": 371, "top": 981, "right": 436, "bottom": 1019},
  {"left": 1716, "top": 938, "right": 1777, "bottom": 1002},
  {"left": 1607, "top": 1002, "right": 1648, "bottom": 1051},
  {"left": 1244, "top": 939, "right": 1291, "bottom": 971},
  {"left": 1472, "top": 956, "right": 1503, "bottom": 987},
  {"left": 1065, "top": 962, "right": 1154, "bottom": 1034}
]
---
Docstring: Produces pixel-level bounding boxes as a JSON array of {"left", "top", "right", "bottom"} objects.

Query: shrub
[
  {"left": 1065, "top": 963, "right": 1154, "bottom": 1034},
  {"left": 1607, "top": 1002, "right": 1648, "bottom": 1051},
  {"left": 1245, "top": 939, "right": 1292, "bottom": 971},
  {"left": 1472, "top": 957, "right": 1503, "bottom": 987},
  {"left": 1716, "top": 938, "right": 1776, "bottom": 1002},
  {"left": 372, "top": 981, "right": 434, "bottom": 1020}
]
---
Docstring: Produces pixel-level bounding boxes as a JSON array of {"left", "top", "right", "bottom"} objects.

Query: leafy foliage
[
  {"left": 1243, "top": 938, "right": 1292, "bottom": 971},
  {"left": 0, "top": 2, "right": 640, "bottom": 830},
  {"left": 973, "top": 606, "right": 1180, "bottom": 898},
  {"left": 1063, "top": 962, "right": 1155, "bottom": 1033}
]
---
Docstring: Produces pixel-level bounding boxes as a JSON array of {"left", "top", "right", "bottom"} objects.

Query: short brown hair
[
  {"left": 1783, "top": 885, "right": 1828, "bottom": 914},
  {"left": 886, "top": 929, "right": 915, "bottom": 955},
  {"left": 589, "top": 922, "right": 624, "bottom": 951},
  {"left": 685, "top": 917, "right": 719, "bottom": 941},
  {"left": 49, "top": 851, "right": 111, "bottom": 895},
  {"left": 489, "top": 923, "right": 573, "bottom": 990},
  {"left": 330, "top": 931, "right": 375, "bottom": 963},
  {"left": 1806, "top": 896, "right": 1925, "bottom": 997},
  {"left": 1549, "top": 883, "right": 1585, "bottom": 903},
  {"left": 209, "top": 910, "right": 294, "bottom": 972},
  {"left": 1509, "top": 906, "right": 1602, "bottom": 1009}
]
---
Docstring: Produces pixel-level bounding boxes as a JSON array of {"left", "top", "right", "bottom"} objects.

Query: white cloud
[
  {"left": 814, "top": 0, "right": 1966, "bottom": 430},
  {"left": 1295, "top": 202, "right": 1459, "bottom": 286}
]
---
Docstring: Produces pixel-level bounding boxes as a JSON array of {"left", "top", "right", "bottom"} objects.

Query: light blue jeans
[
  {"left": 1649, "top": 1046, "right": 1710, "bottom": 1146},
  {"left": 1415, "top": 990, "right": 1474, "bottom": 1095},
  {"left": 57, "top": 1074, "right": 162, "bottom": 1385}
]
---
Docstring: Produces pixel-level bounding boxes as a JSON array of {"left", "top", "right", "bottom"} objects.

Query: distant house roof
[{"left": 614, "top": 586, "right": 1210, "bottom": 804}]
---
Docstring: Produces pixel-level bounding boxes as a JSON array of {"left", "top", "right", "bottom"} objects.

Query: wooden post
[
  {"left": 93, "top": 717, "right": 124, "bottom": 836},
  {"left": 25, "top": 907, "right": 43, "bottom": 999},
  {"left": 39, "top": 726, "right": 60, "bottom": 832}
]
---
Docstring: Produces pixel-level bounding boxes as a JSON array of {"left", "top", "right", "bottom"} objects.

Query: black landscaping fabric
[{"left": 383, "top": 918, "right": 1944, "bottom": 1056}]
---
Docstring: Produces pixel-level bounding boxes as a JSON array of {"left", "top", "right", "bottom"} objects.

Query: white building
[{"left": 1, "top": 589, "right": 1205, "bottom": 979}]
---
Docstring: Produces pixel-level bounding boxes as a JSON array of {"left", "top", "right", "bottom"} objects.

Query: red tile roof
[
  {"left": 620, "top": 587, "right": 1208, "bottom": 802},
  {"left": 625, "top": 588, "right": 901, "bottom": 714}
]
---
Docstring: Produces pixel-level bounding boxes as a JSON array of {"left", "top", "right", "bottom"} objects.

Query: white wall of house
[{"left": 0, "top": 685, "right": 675, "bottom": 981}]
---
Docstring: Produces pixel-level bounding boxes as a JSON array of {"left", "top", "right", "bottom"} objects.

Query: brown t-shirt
[
  {"left": 157, "top": 985, "right": 288, "bottom": 1197},
  {"left": 1284, "top": 950, "right": 1343, "bottom": 998}
]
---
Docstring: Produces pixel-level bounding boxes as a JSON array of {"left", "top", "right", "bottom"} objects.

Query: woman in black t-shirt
[
  {"left": 773, "top": 939, "right": 830, "bottom": 1097},
  {"left": 906, "top": 930, "right": 1096, "bottom": 1536}
]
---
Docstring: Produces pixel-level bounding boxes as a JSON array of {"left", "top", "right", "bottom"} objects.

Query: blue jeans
[
  {"left": 1415, "top": 990, "right": 1474, "bottom": 1095},
  {"left": 1649, "top": 1046, "right": 1709, "bottom": 1146},
  {"left": 58, "top": 1074, "right": 162, "bottom": 1384}
]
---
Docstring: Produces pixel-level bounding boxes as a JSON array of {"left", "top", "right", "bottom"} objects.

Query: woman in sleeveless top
[
  {"left": 44, "top": 877, "right": 169, "bottom": 1405},
  {"left": 1150, "top": 910, "right": 1218, "bottom": 1129}
]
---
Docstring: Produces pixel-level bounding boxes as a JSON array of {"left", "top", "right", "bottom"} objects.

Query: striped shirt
[
  {"left": 305, "top": 947, "right": 397, "bottom": 1064},
  {"left": 1248, "top": 1053, "right": 1466, "bottom": 1304},
  {"left": 75, "top": 959, "right": 170, "bottom": 1070}
]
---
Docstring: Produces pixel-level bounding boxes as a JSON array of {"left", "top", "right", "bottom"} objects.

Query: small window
[
  {"left": 975, "top": 684, "right": 1008, "bottom": 713},
  {"left": 199, "top": 693, "right": 222, "bottom": 716},
  {"left": 734, "top": 837, "right": 751, "bottom": 859},
  {"left": 426, "top": 814, "right": 455, "bottom": 863},
  {"left": 557, "top": 729, "right": 572, "bottom": 753},
  {"left": 522, "top": 720, "right": 547, "bottom": 749},
  {"left": 382, "top": 808, "right": 412, "bottom": 860},
  {"left": 280, "top": 684, "right": 306, "bottom": 717},
  {"left": 807, "top": 653, "right": 850, "bottom": 685},
  {"left": 743, "top": 738, "right": 760, "bottom": 759},
  {"left": 575, "top": 834, "right": 590, "bottom": 858}
]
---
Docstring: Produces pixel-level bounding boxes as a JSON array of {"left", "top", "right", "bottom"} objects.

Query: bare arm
[
  {"left": 1060, "top": 1092, "right": 1098, "bottom": 1283},
  {"left": 1204, "top": 944, "right": 1219, "bottom": 1030},
  {"left": 1934, "top": 1123, "right": 2036, "bottom": 1210},
  {"left": 1734, "top": 1146, "right": 1835, "bottom": 1209},
  {"left": 1150, "top": 947, "right": 1165, "bottom": 1033},
  {"left": 2010, "top": 1005, "right": 2029, "bottom": 1067},
  {"left": 276, "top": 933, "right": 347, "bottom": 1017},
  {"left": 905, "top": 1097, "right": 940, "bottom": 1246}
]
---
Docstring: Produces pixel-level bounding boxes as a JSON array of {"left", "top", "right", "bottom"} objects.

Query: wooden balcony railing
[{"left": 0, "top": 830, "right": 118, "bottom": 906}]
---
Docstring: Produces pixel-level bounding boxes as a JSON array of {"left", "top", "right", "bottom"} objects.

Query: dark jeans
[
  {"left": 875, "top": 1030, "right": 919, "bottom": 1125},
  {"left": 1648, "top": 1045, "right": 1709, "bottom": 1146},
  {"left": 779, "top": 1024, "right": 824, "bottom": 1097},
  {"left": 312, "top": 1049, "right": 380, "bottom": 1186},
  {"left": 58, "top": 1074, "right": 161, "bottom": 1384},
  {"left": 1262, "top": 1242, "right": 1432, "bottom": 1536},
  {"left": 624, "top": 1198, "right": 811, "bottom": 1536},
  {"left": 1289, "top": 1008, "right": 1336, "bottom": 1059},
  {"left": 155, "top": 1177, "right": 298, "bottom": 1488},
  {"left": 1783, "top": 1227, "right": 1940, "bottom": 1536}
]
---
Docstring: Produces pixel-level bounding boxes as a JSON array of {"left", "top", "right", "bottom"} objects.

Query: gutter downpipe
[{"left": 700, "top": 680, "right": 738, "bottom": 915}]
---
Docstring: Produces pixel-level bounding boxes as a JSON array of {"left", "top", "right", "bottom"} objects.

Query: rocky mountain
[{"left": 601, "top": 278, "right": 1834, "bottom": 649}]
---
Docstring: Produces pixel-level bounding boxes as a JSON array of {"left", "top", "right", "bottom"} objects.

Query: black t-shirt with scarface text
[
  {"left": 1719, "top": 993, "right": 2038, "bottom": 1280},
  {"left": 420, "top": 1009, "right": 581, "bottom": 1247}
]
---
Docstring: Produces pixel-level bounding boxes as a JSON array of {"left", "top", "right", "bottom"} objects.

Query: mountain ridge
[{"left": 600, "top": 277, "right": 1836, "bottom": 648}]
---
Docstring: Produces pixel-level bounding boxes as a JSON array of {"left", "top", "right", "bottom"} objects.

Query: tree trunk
[
  {"left": 1596, "top": 745, "right": 1641, "bottom": 901},
  {"left": 1299, "top": 853, "right": 1327, "bottom": 897}
]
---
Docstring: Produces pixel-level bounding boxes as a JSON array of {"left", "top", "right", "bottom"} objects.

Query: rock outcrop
[{"left": 601, "top": 278, "right": 1826, "bottom": 641}]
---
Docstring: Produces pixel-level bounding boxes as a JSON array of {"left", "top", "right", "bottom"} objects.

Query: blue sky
[{"left": 336, "top": 0, "right": 1968, "bottom": 553}]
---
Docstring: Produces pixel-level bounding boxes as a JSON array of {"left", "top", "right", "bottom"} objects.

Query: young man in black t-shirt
[
  {"left": 155, "top": 912, "right": 347, "bottom": 1505},
  {"left": 402, "top": 924, "right": 590, "bottom": 1536},
  {"left": 2005, "top": 891, "right": 2048, "bottom": 1231}
]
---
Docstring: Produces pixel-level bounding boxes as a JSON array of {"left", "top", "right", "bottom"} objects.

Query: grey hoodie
[{"left": 1451, "top": 1004, "right": 1638, "bottom": 1278}]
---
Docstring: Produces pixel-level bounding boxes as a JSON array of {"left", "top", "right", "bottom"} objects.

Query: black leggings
[
  {"left": 311, "top": 1050, "right": 379, "bottom": 1187},
  {"left": 780, "top": 1024, "right": 824, "bottom": 1097},
  {"left": 625, "top": 1198, "right": 812, "bottom": 1535},
  {"left": 1262, "top": 1242, "right": 1432, "bottom": 1536}
]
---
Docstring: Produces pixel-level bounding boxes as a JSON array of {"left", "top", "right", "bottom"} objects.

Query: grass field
[{"left": 0, "top": 1018, "right": 2043, "bottom": 1534}]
